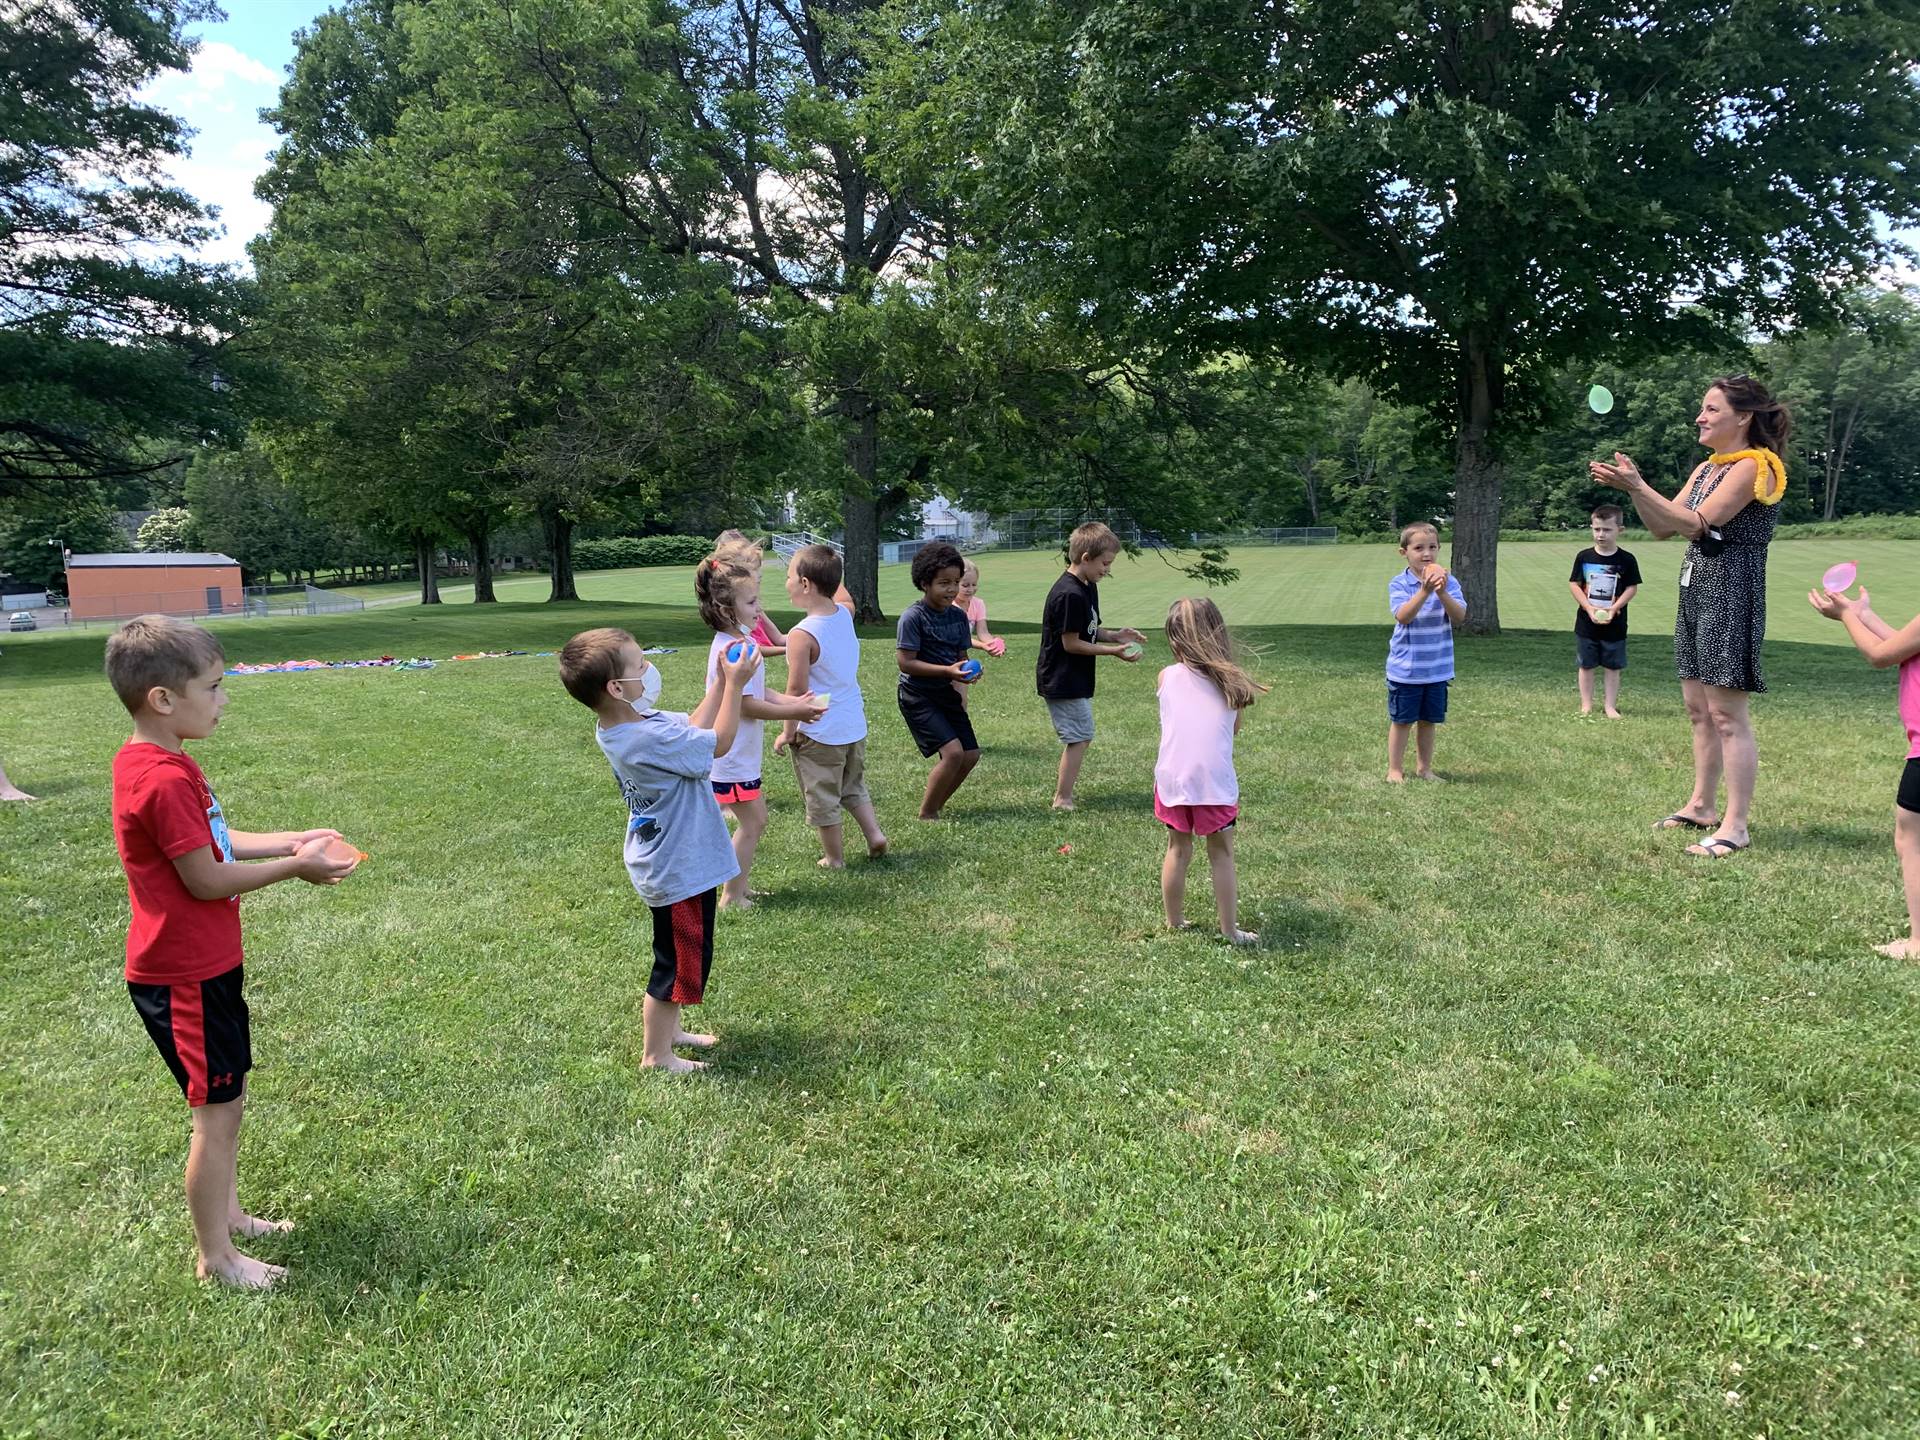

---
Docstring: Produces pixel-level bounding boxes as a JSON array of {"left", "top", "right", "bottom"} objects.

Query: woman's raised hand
[{"left": 1588, "top": 452, "right": 1643, "bottom": 490}]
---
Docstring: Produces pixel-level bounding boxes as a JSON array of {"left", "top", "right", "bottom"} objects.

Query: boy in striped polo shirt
[{"left": 1386, "top": 522, "right": 1468, "bottom": 782}]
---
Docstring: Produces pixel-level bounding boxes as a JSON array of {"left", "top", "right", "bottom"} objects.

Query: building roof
[{"left": 67, "top": 552, "right": 241, "bottom": 568}]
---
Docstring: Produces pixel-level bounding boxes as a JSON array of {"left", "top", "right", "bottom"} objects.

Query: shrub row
[{"left": 573, "top": 534, "right": 715, "bottom": 570}]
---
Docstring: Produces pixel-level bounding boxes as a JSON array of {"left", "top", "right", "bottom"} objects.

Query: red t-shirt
[{"left": 112, "top": 743, "right": 243, "bottom": 984}]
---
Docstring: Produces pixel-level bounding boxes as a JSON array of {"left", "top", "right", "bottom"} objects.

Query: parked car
[{"left": 8, "top": 612, "right": 36, "bottom": 631}]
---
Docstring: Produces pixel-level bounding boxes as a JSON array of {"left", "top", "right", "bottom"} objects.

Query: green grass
[
  {"left": 2, "top": 589, "right": 1917, "bottom": 1437},
  {"left": 315, "top": 539, "right": 1920, "bottom": 649}
]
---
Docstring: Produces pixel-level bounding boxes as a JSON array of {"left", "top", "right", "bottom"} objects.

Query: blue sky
[{"left": 141, "top": 4, "right": 334, "bottom": 266}]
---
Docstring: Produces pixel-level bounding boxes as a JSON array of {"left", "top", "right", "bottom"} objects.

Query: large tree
[
  {"left": 0, "top": 0, "right": 253, "bottom": 495},
  {"left": 933, "top": 0, "right": 1920, "bottom": 630}
]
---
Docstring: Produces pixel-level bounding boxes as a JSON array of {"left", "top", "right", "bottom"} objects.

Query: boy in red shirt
[{"left": 106, "top": 615, "right": 359, "bottom": 1289}]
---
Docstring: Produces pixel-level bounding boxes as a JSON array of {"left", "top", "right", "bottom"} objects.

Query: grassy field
[
  {"left": 2, "top": 576, "right": 1917, "bottom": 1436},
  {"left": 325, "top": 539, "right": 1920, "bottom": 650}
]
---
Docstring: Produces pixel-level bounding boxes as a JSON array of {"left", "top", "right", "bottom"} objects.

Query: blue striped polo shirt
[{"left": 1386, "top": 568, "right": 1466, "bottom": 683}]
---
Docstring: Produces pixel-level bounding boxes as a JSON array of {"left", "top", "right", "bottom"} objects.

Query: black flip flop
[{"left": 1687, "top": 836, "right": 1749, "bottom": 858}]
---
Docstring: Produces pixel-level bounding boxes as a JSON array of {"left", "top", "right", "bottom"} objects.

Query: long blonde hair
[{"left": 1164, "top": 597, "right": 1266, "bottom": 710}]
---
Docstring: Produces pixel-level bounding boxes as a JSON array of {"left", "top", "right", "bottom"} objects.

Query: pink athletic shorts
[{"left": 1153, "top": 787, "right": 1238, "bottom": 836}]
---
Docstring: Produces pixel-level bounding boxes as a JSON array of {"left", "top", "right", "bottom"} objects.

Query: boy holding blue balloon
[
  {"left": 896, "top": 541, "right": 983, "bottom": 819},
  {"left": 559, "top": 626, "right": 760, "bottom": 1072}
]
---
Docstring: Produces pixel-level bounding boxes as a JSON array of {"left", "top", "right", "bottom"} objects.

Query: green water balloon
[{"left": 1587, "top": 385, "right": 1615, "bottom": 415}]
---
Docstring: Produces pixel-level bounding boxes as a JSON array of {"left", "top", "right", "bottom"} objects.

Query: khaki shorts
[{"left": 789, "top": 735, "right": 871, "bottom": 827}]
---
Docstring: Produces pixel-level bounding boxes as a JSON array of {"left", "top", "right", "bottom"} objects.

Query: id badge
[
  {"left": 1679, "top": 562, "right": 1693, "bottom": 588},
  {"left": 206, "top": 795, "right": 235, "bottom": 862}
]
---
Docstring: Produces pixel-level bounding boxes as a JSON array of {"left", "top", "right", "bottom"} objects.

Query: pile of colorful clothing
[{"left": 224, "top": 650, "right": 535, "bottom": 676}]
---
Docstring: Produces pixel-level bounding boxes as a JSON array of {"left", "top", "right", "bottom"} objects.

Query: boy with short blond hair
[
  {"left": 1036, "top": 520, "right": 1146, "bottom": 810},
  {"left": 1568, "top": 504, "right": 1642, "bottom": 719},
  {"left": 560, "top": 625, "right": 758, "bottom": 1072},
  {"left": 106, "top": 614, "right": 359, "bottom": 1290},
  {"left": 775, "top": 544, "right": 888, "bottom": 866}
]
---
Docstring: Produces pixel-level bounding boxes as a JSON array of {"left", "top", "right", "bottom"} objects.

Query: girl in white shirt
[
  {"left": 695, "top": 551, "right": 822, "bottom": 909},
  {"left": 1155, "top": 596, "right": 1267, "bottom": 944}
]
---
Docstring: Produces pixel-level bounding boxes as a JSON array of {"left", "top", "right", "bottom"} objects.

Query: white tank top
[
  {"left": 792, "top": 605, "right": 867, "bottom": 745},
  {"left": 1154, "top": 663, "right": 1239, "bottom": 805},
  {"left": 705, "top": 632, "right": 766, "bottom": 782}
]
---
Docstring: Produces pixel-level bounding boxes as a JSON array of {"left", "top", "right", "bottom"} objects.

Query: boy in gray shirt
[{"left": 561, "top": 626, "right": 759, "bottom": 1073}]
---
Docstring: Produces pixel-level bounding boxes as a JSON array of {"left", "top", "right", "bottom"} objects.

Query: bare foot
[
  {"left": 817, "top": 856, "right": 846, "bottom": 869},
  {"left": 0, "top": 787, "right": 33, "bottom": 802},
  {"left": 198, "top": 1250, "right": 287, "bottom": 1290},
  {"left": 1051, "top": 798, "right": 1076, "bottom": 812},
  {"left": 1873, "top": 938, "right": 1920, "bottom": 960},
  {"left": 1415, "top": 770, "right": 1445, "bottom": 783},
  {"left": 917, "top": 810, "right": 944, "bottom": 821},
  {"left": 1386, "top": 771, "right": 1406, "bottom": 783},
  {"left": 642, "top": 1053, "right": 710, "bottom": 1073},
  {"left": 1166, "top": 919, "right": 1192, "bottom": 933},
  {"left": 867, "top": 835, "right": 888, "bottom": 859},
  {"left": 229, "top": 1211, "right": 294, "bottom": 1239},
  {"left": 1578, "top": 707, "right": 1592, "bottom": 717},
  {"left": 1223, "top": 928, "right": 1260, "bottom": 946},
  {"left": 673, "top": 1029, "right": 718, "bottom": 1048},
  {"left": 1605, "top": 708, "right": 1623, "bottom": 720},
  {"left": 718, "top": 893, "right": 754, "bottom": 912}
]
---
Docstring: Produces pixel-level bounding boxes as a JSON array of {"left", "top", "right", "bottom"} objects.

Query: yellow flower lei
[{"left": 1709, "top": 448, "right": 1788, "bottom": 506}]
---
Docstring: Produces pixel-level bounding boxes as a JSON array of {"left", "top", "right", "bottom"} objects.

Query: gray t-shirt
[
  {"left": 896, "top": 598, "right": 972, "bottom": 695},
  {"left": 595, "top": 710, "right": 738, "bottom": 908}
]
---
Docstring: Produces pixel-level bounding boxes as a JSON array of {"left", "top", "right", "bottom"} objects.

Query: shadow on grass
[
  {"left": 1249, "top": 897, "right": 1354, "bottom": 952},
  {"left": 1761, "top": 822, "right": 1888, "bottom": 854},
  {"left": 711, "top": 1017, "right": 897, "bottom": 1094}
]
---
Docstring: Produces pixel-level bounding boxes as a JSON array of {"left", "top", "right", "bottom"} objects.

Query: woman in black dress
[{"left": 1590, "top": 375, "right": 1791, "bottom": 858}]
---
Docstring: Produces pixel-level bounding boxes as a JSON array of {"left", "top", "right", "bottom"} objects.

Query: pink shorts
[{"left": 1153, "top": 787, "right": 1238, "bottom": 836}]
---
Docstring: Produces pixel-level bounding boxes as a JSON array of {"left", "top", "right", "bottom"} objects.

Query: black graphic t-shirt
[{"left": 1569, "top": 546, "right": 1643, "bottom": 641}]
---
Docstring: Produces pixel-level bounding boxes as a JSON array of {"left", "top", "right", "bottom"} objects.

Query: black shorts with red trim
[
  {"left": 649, "top": 888, "right": 717, "bottom": 1005},
  {"left": 128, "top": 963, "right": 251, "bottom": 1107}
]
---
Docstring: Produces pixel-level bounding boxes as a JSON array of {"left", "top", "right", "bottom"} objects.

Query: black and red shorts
[
  {"left": 128, "top": 963, "right": 251, "bottom": 1107},
  {"left": 649, "top": 889, "right": 717, "bottom": 1005},
  {"left": 710, "top": 777, "right": 762, "bottom": 805}
]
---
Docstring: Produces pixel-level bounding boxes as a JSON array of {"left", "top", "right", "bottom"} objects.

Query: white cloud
[{"left": 137, "top": 40, "right": 284, "bottom": 269}]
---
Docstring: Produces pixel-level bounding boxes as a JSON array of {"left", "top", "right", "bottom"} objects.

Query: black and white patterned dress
[{"left": 1673, "top": 462, "right": 1777, "bottom": 693}]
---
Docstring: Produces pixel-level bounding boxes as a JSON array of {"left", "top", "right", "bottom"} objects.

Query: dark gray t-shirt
[
  {"left": 595, "top": 709, "right": 738, "bottom": 908},
  {"left": 896, "top": 598, "right": 972, "bottom": 694}
]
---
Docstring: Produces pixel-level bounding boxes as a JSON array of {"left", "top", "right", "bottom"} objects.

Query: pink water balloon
[{"left": 1821, "top": 560, "right": 1857, "bottom": 593}]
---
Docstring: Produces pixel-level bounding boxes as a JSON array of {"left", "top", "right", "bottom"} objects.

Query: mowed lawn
[
  {"left": 2, "top": 588, "right": 1917, "bottom": 1436},
  {"left": 335, "top": 538, "right": 1920, "bottom": 649}
]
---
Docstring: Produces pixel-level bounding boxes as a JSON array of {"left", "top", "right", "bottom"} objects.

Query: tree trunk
[
  {"left": 542, "top": 506, "right": 578, "bottom": 602},
  {"left": 1449, "top": 327, "right": 1501, "bottom": 635},
  {"left": 414, "top": 532, "right": 441, "bottom": 605},
  {"left": 839, "top": 386, "right": 885, "bottom": 624},
  {"left": 466, "top": 518, "right": 496, "bottom": 603}
]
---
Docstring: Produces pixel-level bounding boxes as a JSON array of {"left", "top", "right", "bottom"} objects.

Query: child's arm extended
[
  {"left": 756, "top": 613, "right": 788, "bottom": 654},
  {"left": 1810, "top": 587, "right": 1920, "bottom": 667},
  {"left": 775, "top": 628, "right": 820, "bottom": 753},
  {"left": 228, "top": 827, "right": 340, "bottom": 860},
  {"left": 743, "top": 691, "right": 824, "bottom": 723},
  {"left": 174, "top": 839, "right": 355, "bottom": 900},
  {"left": 690, "top": 648, "right": 761, "bottom": 755},
  {"left": 898, "top": 648, "right": 971, "bottom": 682}
]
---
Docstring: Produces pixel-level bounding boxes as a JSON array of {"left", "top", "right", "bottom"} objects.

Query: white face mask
[{"left": 619, "top": 664, "right": 661, "bottom": 711}]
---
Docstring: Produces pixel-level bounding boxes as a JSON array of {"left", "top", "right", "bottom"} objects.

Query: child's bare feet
[
  {"left": 672, "top": 1028, "right": 718, "bottom": 1048},
  {"left": 642, "top": 1053, "right": 710, "bottom": 1073},
  {"left": 1605, "top": 708, "right": 1623, "bottom": 720},
  {"left": 917, "top": 809, "right": 945, "bottom": 821},
  {"left": 0, "top": 786, "right": 33, "bottom": 802},
  {"left": 1873, "top": 937, "right": 1920, "bottom": 960},
  {"left": 229, "top": 1211, "right": 294, "bottom": 1239},
  {"left": 1415, "top": 770, "right": 1445, "bottom": 782},
  {"left": 198, "top": 1250, "right": 287, "bottom": 1290},
  {"left": 867, "top": 834, "right": 888, "bottom": 858},
  {"left": 1223, "top": 927, "right": 1260, "bottom": 946},
  {"left": 1051, "top": 797, "right": 1075, "bottom": 812},
  {"left": 817, "top": 856, "right": 845, "bottom": 869},
  {"left": 1386, "top": 770, "right": 1406, "bottom": 783},
  {"left": 718, "top": 893, "right": 754, "bottom": 911},
  {"left": 1578, "top": 706, "right": 1593, "bottom": 717}
]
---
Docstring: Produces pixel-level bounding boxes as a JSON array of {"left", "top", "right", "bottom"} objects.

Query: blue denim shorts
[{"left": 1387, "top": 680, "right": 1449, "bottom": 725}]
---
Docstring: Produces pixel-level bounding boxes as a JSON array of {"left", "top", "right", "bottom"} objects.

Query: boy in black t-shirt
[
  {"left": 1567, "top": 504, "right": 1643, "bottom": 719},
  {"left": 1036, "top": 521, "right": 1146, "bottom": 809},
  {"left": 897, "top": 541, "right": 982, "bottom": 819}
]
